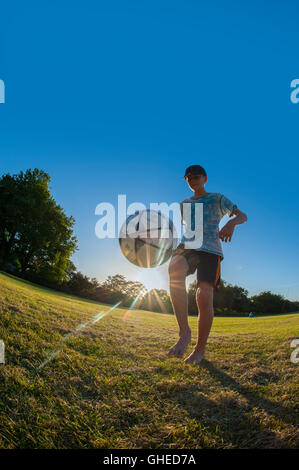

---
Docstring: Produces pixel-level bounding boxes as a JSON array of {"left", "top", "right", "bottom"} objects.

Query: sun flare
[{"left": 133, "top": 267, "right": 168, "bottom": 292}]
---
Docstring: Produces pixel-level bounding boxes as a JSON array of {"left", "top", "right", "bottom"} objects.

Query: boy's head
[{"left": 184, "top": 165, "right": 207, "bottom": 190}]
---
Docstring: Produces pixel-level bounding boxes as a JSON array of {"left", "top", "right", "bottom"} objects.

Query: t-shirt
[{"left": 178, "top": 192, "right": 237, "bottom": 260}]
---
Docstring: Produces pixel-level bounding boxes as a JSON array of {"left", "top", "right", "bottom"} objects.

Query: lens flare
[
  {"left": 36, "top": 301, "right": 122, "bottom": 372},
  {"left": 123, "top": 290, "right": 146, "bottom": 321}
]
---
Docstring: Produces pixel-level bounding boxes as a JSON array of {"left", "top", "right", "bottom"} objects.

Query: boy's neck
[{"left": 192, "top": 188, "right": 208, "bottom": 198}]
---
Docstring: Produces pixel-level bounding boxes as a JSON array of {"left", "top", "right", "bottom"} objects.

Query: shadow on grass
[{"left": 170, "top": 359, "right": 298, "bottom": 448}]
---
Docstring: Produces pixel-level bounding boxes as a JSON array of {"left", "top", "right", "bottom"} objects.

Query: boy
[{"left": 168, "top": 165, "right": 247, "bottom": 364}]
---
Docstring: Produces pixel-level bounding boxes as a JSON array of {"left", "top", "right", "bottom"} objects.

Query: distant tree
[
  {"left": 187, "top": 280, "right": 198, "bottom": 315},
  {"left": 0, "top": 168, "right": 77, "bottom": 285},
  {"left": 250, "top": 291, "right": 296, "bottom": 314},
  {"left": 64, "top": 263, "right": 100, "bottom": 298},
  {"left": 214, "top": 281, "right": 251, "bottom": 313},
  {"left": 63, "top": 267, "right": 299, "bottom": 315},
  {"left": 141, "top": 289, "right": 173, "bottom": 313},
  {"left": 64, "top": 260, "right": 78, "bottom": 282},
  {"left": 187, "top": 281, "right": 298, "bottom": 315},
  {"left": 99, "top": 274, "right": 146, "bottom": 305}
]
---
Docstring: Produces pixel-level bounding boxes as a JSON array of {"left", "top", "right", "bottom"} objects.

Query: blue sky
[{"left": 1, "top": 0, "right": 299, "bottom": 300}]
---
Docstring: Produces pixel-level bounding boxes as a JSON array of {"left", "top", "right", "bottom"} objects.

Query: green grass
[{"left": 0, "top": 271, "right": 298, "bottom": 449}]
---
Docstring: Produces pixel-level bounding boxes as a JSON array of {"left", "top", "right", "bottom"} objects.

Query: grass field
[{"left": 0, "top": 271, "right": 298, "bottom": 449}]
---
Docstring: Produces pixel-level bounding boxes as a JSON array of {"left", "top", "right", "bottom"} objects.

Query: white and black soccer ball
[{"left": 119, "top": 209, "right": 177, "bottom": 268}]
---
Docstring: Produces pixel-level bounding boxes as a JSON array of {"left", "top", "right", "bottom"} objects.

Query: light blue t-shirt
[{"left": 179, "top": 192, "right": 237, "bottom": 260}]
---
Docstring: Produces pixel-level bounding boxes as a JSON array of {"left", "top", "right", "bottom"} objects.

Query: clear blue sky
[{"left": 1, "top": 0, "right": 299, "bottom": 300}]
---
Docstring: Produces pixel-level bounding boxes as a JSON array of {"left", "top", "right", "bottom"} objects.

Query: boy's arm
[
  {"left": 219, "top": 207, "right": 248, "bottom": 242},
  {"left": 229, "top": 207, "right": 248, "bottom": 225}
]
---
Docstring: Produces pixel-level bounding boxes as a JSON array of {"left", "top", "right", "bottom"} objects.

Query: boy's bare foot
[
  {"left": 168, "top": 328, "right": 191, "bottom": 358},
  {"left": 184, "top": 349, "right": 204, "bottom": 365}
]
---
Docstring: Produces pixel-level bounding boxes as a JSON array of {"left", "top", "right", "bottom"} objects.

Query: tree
[
  {"left": 250, "top": 291, "right": 293, "bottom": 314},
  {"left": 141, "top": 289, "right": 173, "bottom": 313},
  {"left": 99, "top": 274, "right": 146, "bottom": 305},
  {"left": 0, "top": 168, "right": 77, "bottom": 285},
  {"left": 187, "top": 280, "right": 199, "bottom": 315},
  {"left": 64, "top": 263, "right": 100, "bottom": 299},
  {"left": 214, "top": 281, "right": 251, "bottom": 313}
]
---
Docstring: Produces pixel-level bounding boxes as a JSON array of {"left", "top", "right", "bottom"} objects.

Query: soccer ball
[{"left": 119, "top": 209, "right": 177, "bottom": 268}]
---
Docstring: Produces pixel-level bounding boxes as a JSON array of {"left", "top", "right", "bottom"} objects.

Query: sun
[{"left": 133, "top": 267, "right": 168, "bottom": 292}]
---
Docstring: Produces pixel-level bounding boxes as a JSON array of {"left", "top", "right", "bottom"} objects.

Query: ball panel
[{"left": 119, "top": 210, "right": 177, "bottom": 268}]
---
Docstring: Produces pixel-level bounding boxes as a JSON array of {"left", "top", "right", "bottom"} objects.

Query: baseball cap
[{"left": 184, "top": 165, "right": 207, "bottom": 179}]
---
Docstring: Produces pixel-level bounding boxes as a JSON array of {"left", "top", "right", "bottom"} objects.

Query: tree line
[
  {"left": 60, "top": 266, "right": 299, "bottom": 316},
  {"left": 0, "top": 168, "right": 298, "bottom": 315}
]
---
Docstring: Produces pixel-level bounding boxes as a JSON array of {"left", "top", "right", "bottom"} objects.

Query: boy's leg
[
  {"left": 167, "top": 254, "right": 191, "bottom": 357},
  {"left": 184, "top": 281, "right": 214, "bottom": 364}
]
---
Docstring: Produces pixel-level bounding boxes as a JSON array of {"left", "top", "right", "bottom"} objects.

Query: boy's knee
[
  {"left": 168, "top": 263, "right": 186, "bottom": 282},
  {"left": 169, "top": 270, "right": 186, "bottom": 283}
]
